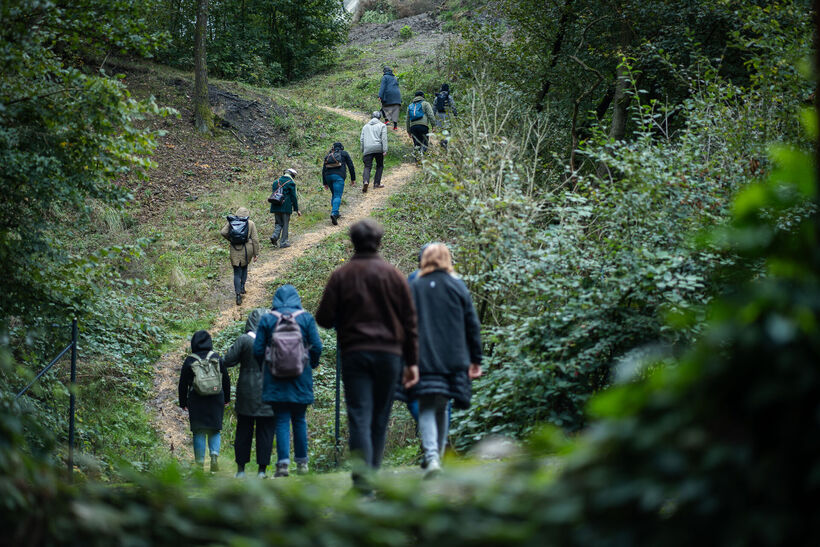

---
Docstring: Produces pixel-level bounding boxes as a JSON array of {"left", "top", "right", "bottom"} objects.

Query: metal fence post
[
  {"left": 334, "top": 338, "right": 341, "bottom": 468},
  {"left": 68, "top": 318, "right": 78, "bottom": 481}
]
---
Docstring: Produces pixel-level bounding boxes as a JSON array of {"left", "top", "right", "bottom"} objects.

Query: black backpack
[
  {"left": 434, "top": 91, "right": 450, "bottom": 113},
  {"left": 267, "top": 177, "right": 287, "bottom": 205},
  {"left": 324, "top": 149, "right": 342, "bottom": 168},
  {"left": 227, "top": 215, "right": 249, "bottom": 245}
]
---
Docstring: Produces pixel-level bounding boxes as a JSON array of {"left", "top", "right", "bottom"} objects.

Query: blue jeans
[
  {"left": 325, "top": 174, "right": 345, "bottom": 217},
  {"left": 271, "top": 402, "right": 308, "bottom": 465},
  {"left": 192, "top": 429, "right": 221, "bottom": 463},
  {"left": 406, "top": 398, "right": 452, "bottom": 424}
]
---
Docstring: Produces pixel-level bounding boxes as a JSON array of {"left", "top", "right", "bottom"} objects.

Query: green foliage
[
  {"left": 155, "top": 0, "right": 349, "bottom": 83},
  {"left": 399, "top": 25, "right": 413, "bottom": 40}
]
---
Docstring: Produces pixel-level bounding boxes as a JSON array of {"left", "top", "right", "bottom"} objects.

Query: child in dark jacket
[{"left": 178, "top": 330, "right": 231, "bottom": 472}]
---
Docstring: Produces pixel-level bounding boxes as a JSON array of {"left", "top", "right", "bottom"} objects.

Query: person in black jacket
[
  {"left": 321, "top": 142, "right": 356, "bottom": 225},
  {"left": 178, "top": 330, "right": 231, "bottom": 472},
  {"left": 223, "top": 309, "right": 274, "bottom": 478},
  {"left": 408, "top": 243, "right": 482, "bottom": 476}
]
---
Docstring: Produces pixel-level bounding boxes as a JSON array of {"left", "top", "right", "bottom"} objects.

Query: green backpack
[{"left": 190, "top": 351, "right": 222, "bottom": 396}]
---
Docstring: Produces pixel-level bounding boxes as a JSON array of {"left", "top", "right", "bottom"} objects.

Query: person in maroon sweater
[{"left": 316, "top": 219, "right": 419, "bottom": 492}]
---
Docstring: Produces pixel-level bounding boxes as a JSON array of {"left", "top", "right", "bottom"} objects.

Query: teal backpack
[
  {"left": 190, "top": 351, "right": 222, "bottom": 396},
  {"left": 407, "top": 101, "right": 424, "bottom": 122}
]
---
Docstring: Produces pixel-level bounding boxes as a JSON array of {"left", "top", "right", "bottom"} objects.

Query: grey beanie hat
[{"left": 372, "top": 110, "right": 382, "bottom": 119}]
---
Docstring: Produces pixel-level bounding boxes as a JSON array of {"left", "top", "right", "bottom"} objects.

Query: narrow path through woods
[{"left": 149, "top": 106, "right": 419, "bottom": 459}]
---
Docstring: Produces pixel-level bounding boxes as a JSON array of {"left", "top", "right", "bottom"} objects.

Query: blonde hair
[{"left": 419, "top": 243, "right": 454, "bottom": 276}]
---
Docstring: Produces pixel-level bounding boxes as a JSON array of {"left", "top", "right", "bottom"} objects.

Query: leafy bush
[{"left": 399, "top": 25, "right": 413, "bottom": 39}]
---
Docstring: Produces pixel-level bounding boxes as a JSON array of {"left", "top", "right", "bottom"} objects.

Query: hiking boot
[
  {"left": 373, "top": 183, "right": 384, "bottom": 189},
  {"left": 235, "top": 471, "right": 246, "bottom": 479},
  {"left": 210, "top": 454, "right": 219, "bottom": 473},
  {"left": 362, "top": 182, "right": 368, "bottom": 193},
  {"left": 236, "top": 293, "right": 242, "bottom": 306},
  {"left": 274, "top": 463, "right": 289, "bottom": 477},
  {"left": 279, "top": 242, "right": 291, "bottom": 249},
  {"left": 331, "top": 214, "right": 338, "bottom": 225},
  {"left": 270, "top": 235, "right": 278, "bottom": 246},
  {"left": 257, "top": 471, "right": 267, "bottom": 479},
  {"left": 296, "top": 462, "right": 309, "bottom": 475}
]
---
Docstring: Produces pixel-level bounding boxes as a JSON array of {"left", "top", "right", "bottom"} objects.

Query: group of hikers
[
  {"left": 219, "top": 67, "right": 457, "bottom": 306},
  {"left": 180, "top": 219, "right": 482, "bottom": 490}
]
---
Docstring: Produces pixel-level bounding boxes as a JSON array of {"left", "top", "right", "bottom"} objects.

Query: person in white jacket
[{"left": 360, "top": 111, "right": 388, "bottom": 192}]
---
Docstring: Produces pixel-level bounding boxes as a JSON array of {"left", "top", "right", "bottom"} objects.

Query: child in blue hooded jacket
[{"left": 253, "top": 284, "right": 323, "bottom": 477}]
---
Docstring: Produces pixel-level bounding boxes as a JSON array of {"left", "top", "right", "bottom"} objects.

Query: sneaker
[
  {"left": 296, "top": 462, "right": 309, "bottom": 475},
  {"left": 257, "top": 471, "right": 267, "bottom": 479},
  {"left": 235, "top": 471, "right": 246, "bottom": 479},
  {"left": 373, "top": 184, "right": 384, "bottom": 189},
  {"left": 279, "top": 242, "right": 291, "bottom": 249},
  {"left": 270, "top": 235, "right": 278, "bottom": 246},
  {"left": 331, "top": 214, "right": 338, "bottom": 225},
  {"left": 424, "top": 457, "right": 440, "bottom": 479},
  {"left": 236, "top": 293, "right": 242, "bottom": 306},
  {"left": 210, "top": 454, "right": 219, "bottom": 473},
  {"left": 362, "top": 182, "right": 368, "bottom": 194},
  {"left": 274, "top": 463, "right": 289, "bottom": 477}
]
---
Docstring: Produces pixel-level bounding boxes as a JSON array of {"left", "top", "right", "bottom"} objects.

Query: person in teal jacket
[
  {"left": 269, "top": 168, "right": 301, "bottom": 248},
  {"left": 254, "top": 284, "right": 323, "bottom": 477}
]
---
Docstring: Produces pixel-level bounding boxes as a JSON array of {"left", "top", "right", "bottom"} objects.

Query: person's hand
[
  {"left": 402, "top": 365, "right": 420, "bottom": 389},
  {"left": 296, "top": 211, "right": 302, "bottom": 217},
  {"left": 468, "top": 363, "right": 482, "bottom": 379},
  {"left": 253, "top": 255, "right": 258, "bottom": 262},
  {"left": 323, "top": 185, "right": 329, "bottom": 191},
  {"left": 382, "top": 152, "right": 386, "bottom": 156},
  {"left": 350, "top": 179, "right": 356, "bottom": 185},
  {"left": 225, "top": 402, "right": 230, "bottom": 407},
  {"left": 182, "top": 407, "right": 187, "bottom": 412}
]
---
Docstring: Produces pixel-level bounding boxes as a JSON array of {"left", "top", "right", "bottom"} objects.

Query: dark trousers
[
  {"left": 232, "top": 265, "right": 248, "bottom": 295},
  {"left": 272, "top": 212, "right": 290, "bottom": 246},
  {"left": 362, "top": 152, "right": 384, "bottom": 186},
  {"left": 341, "top": 350, "right": 402, "bottom": 469},
  {"left": 408, "top": 124, "right": 429, "bottom": 153},
  {"left": 234, "top": 414, "right": 275, "bottom": 468}
]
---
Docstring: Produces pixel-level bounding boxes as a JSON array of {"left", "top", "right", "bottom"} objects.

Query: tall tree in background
[{"left": 193, "top": 0, "right": 213, "bottom": 133}]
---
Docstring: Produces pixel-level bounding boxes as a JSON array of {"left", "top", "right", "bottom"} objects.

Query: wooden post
[{"left": 67, "top": 318, "right": 78, "bottom": 482}]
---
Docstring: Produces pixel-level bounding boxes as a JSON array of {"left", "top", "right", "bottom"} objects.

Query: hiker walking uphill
[
  {"left": 221, "top": 207, "right": 259, "bottom": 306},
  {"left": 315, "top": 219, "right": 419, "bottom": 493},
  {"left": 406, "top": 91, "right": 435, "bottom": 155},
  {"left": 268, "top": 168, "right": 301, "bottom": 248},
  {"left": 223, "top": 309, "right": 275, "bottom": 479},
  {"left": 378, "top": 66, "right": 402, "bottom": 130},
  {"left": 321, "top": 142, "right": 356, "bottom": 225},
  {"left": 360, "top": 111, "right": 388, "bottom": 192},
  {"left": 253, "top": 284, "right": 323, "bottom": 478},
  {"left": 408, "top": 244, "right": 482, "bottom": 476},
  {"left": 178, "top": 330, "right": 231, "bottom": 473},
  {"left": 434, "top": 84, "right": 457, "bottom": 150}
]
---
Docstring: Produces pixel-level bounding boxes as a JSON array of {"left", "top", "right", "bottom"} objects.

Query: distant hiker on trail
[
  {"left": 406, "top": 91, "right": 435, "bottom": 155},
  {"left": 268, "top": 168, "right": 300, "bottom": 248},
  {"left": 221, "top": 206, "right": 259, "bottom": 306},
  {"left": 434, "top": 83, "right": 457, "bottom": 124},
  {"left": 378, "top": 66, "right": 402, "bottom": 130},
  {"left": 178, "top": 330, "right": 230, "bottom": 473},
  {"left": 254, "top": 284, "right": 323, "bottom": 478},
  {"left": 360, "top": 111, "right": 388, "bottom": 192},
  {"left": 315, "top": 219, "right": 419, "bottom": 493},
  {"left": 321, "top": 142, "right": 356, "bottom": 225},
  {"left": 223, "top": 308, "right": 275, "bottom": 479},
  {"left": 408, "top": 244, "right": 482, "bottom": 476},
  {"left": 434, "top": 83, "right": 457, "bottom": 150}
]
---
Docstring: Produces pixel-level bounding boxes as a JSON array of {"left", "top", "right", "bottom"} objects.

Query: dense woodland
[{"left": 1, "top": 0, "right": 819, "bottom": 544}]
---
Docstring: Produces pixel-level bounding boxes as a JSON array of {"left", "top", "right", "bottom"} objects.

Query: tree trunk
[
  {"left": 534, "top": 0, "right": 574, "bottom": 112},
  {"left": 608, "top": 20, "right": 633, "bottom": 141},
  {"left": 193, "top": 0, "right": 213, "bottom": 134}
]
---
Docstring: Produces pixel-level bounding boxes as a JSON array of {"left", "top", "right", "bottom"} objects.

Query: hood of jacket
[
  {"left": 332, "top": 142, "right": 344, "bottom": 151},
  {"left": 245, "top": 308, "right": 267, "bottom": 333},
  {"left": 383, "top": 67, "right": 393, "bottom": 75},
  {"left": 190, "top": 330, "right": 212, "bottom": 353},
  {"left": 234, "top": 206, "right": 250, "bottom": 218},
  {"left": 272, "top": 284, "right": 303, "bottom": 311},
  {"left": 412, "top": 96, "right": 424, "bottom": 103},
  {"left": 366, "top": 118, "right": 382, "bottom": 126}
]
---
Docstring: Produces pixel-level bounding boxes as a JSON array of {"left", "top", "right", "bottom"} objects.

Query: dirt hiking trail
[{"left": 150, "top": 106, "right": 419, "bottom": 459}]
